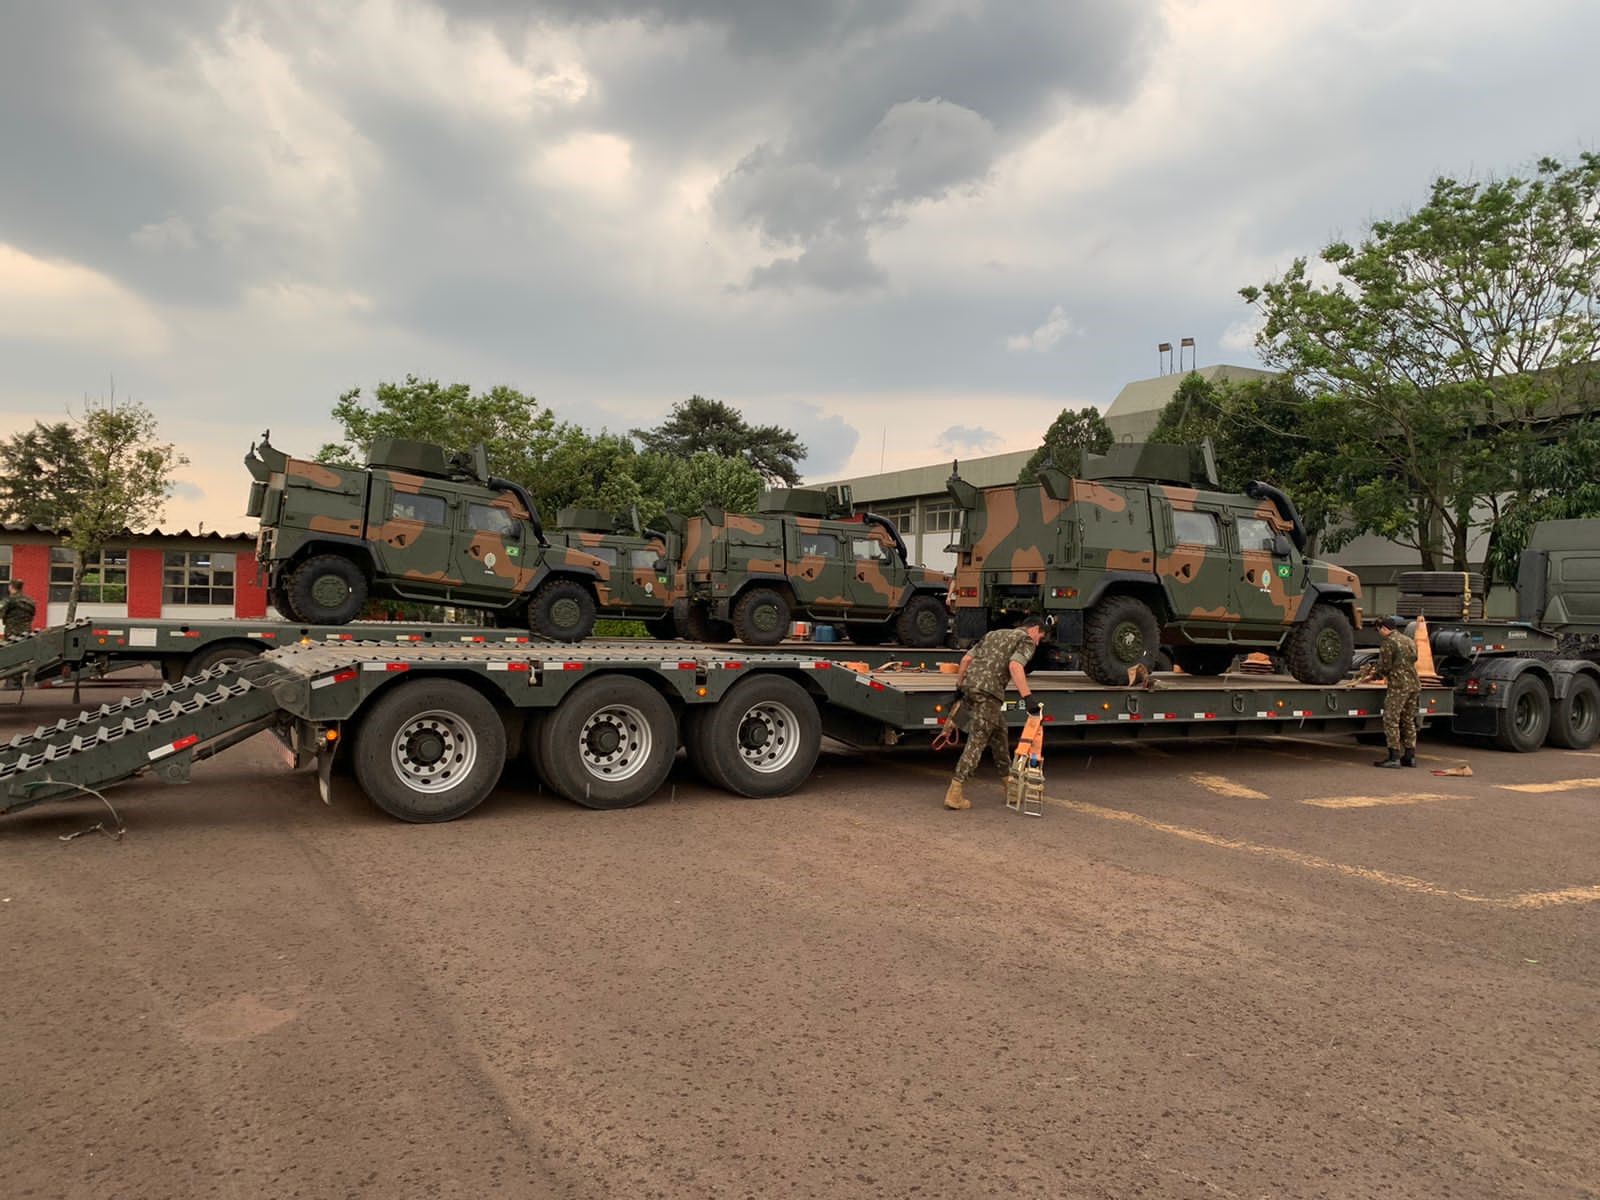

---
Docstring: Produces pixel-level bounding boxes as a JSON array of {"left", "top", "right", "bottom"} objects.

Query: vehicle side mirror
[{"left": 1273, "top": 533, "right": 1293, "bottom": 558}]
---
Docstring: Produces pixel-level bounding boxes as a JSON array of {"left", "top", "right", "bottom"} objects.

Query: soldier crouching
[
  {"left": 1356, "top": 615, "right": 1420, "bottom": 768},
  {"left": 944, "top": 617, "right": 1047, "bottom": 810}
]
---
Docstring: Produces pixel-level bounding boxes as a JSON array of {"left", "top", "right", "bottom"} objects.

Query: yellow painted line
[
  {"left": 1302, "top": 793, "right": 1453, "bottom": 809},
  {"left": 1497, "top": 778, "right": 1600, "bottom": 794},
  {"left": 1187, "top": 773, "right": 1269, "bottom": 800},
  {"left": 1276, "top": 736, "right": 1454, "bottom": 764}
]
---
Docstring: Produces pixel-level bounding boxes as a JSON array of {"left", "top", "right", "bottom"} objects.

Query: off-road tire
[
  {"left": 894, "top": 594, "right": 949, "bottom": 648},
  {"left": 683, "top": 604, "right": 734, "bottom": 644},
  {"left": 1171, "top": 646, "right": 1236, "bottom": 676},
  {"left": 528, "top": 578, "right": 597, "bottom": 642},
  {"left": 271, "top": 580, "right": 303, "bottom": 623},
  {"left": 1284, "top": 603, "right": 1354, "bottom": 685},
  {"left": 1547, "top": 674, "right": 1599, "bottom": 750},
  {"left": 644, "top": 614, "right": 677, "bottom": 640},
  {"left": 846, "top": 622, "right": 890, "bottom": 646},
  {"left": 1081, "top": 595, "right": 1160, "bottom": 686},
  {"left": 732, "top": 586, "right": 791, "bottom": 646},
  {"left": 1493, "top": 673, "right": 1552, "bottom": 752},
  {"left": 287, "top": 554, "right": 368, "bottom": 625},
  {"left": 354, "top": 679, "right": 506, "bottom": 823},
  {"left": 683, "top": 675, "right": 821, "bottom": 798},
  {"left": 534, "top": 675, "right": 676, "bottom": 809}
]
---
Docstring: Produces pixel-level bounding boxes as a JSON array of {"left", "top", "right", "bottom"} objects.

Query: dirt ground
[{"left": 2, "top": 676, "right": 1597, "bottom": 1199}]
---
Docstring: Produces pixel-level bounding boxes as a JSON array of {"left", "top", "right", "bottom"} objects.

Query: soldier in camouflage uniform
[
  {"left": 944, "top": 617, "right": 1046, "bottom": 810},
  {"left": 1, "top": 580, "right": 36, "bottom": 638},
  {"left": 1359, "top": 615, "right": 1420, "bottom": 767}
]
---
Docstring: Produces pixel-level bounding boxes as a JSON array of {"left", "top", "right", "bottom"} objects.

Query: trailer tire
[
  {"left": 1548, "top": 674, "right": 1600, "bottom": 750},
  {"left": 1171, "top": 646, "right": 1235, "bottom": 676},
  {"left": 1284, "top": 603, "right": 1354, "bottom": 685},
  {"left": 186, "top": 642, "right": 261, "bottom": 677},
  {"left": 288, "top": 554, "right": 368, "bottom": 625},
  {"left": 1492, "top": 673, "right": 1552, "bottom": 753},
  {"left": 529, "top": 578, "right": 597, "bottom": 642},
  {"left": 355, "top": 680, "right": 506, "bottom": 822},
  {"left": 535, "top": 675, "right": 676, "bottom": 809},
  {"left": 685, "top": 675, "right": 820, "bottom": 798},
  {"left": 1082, "top": 595, "right": 1160, "bottom": 686},
  {"left": 895, "top": 594, "right": 949, "bottom": 648},
  {"left": 733, "top": 586, "right": 791, "bottom": 646}
]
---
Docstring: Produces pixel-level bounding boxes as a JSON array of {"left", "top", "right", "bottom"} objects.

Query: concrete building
[{"left": 1102, "top": 364, "right": 1276, "bottom": 441}]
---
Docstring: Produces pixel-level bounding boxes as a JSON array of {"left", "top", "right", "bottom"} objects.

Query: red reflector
[
  {"left": 337, "top": 633, "right": 353, "bottom": 640},
  {"left": 678, "top": 660, "right": 697, "bottom": 669},
  {"left": 505, "top": 662, "right": 531, "bottom": 672},
  {"left": 1202, "top": 712, "right": 1216, "bottom": 719},
  {"left": 385, "top": 662, "right": 409, "bottom": 672},
  {"left": 562, "top": 662, "right": 584, "bottom": 671},
  {"left": 868, "top": 680, "right": 886, "bottom": 691},
  {"left": 333, "top": 670, "right": 358, "bottom": 684},
  {"left": 725, "top": 661, "right": 745, "bottom": 669},
  {"left": 813, "top": 661, "right": 832, "bottom": 670},
  {"left": 1127, "top": 713, "right": 1141, "bottom": 720},
  {"left": 183, "top": 631, "right": 201, "bottom": 638},
  {"left": 93, "top": 629, "right": 110, "bottom": 635},
  {"left": 1042, "top": 715, "right": 1054, "bottom": 723},
  {"left": 1085, "top": 714, "right": 1100, "bottom": 721},
  {"left": 261, "top": 632, "right": 276, "bottom": 639},
  {"left": 172, "top": 734, "right": 199, "bottom": 752}
]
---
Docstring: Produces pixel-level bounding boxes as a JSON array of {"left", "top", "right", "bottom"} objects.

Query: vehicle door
[
  {"left": 1160, "top": 501, "right": 1237, "bottom": 623},
  {"left": 847, "top": 530, "right": 901, "bottom": 616},
  {"left": 373, "top": 482, "right": 456, "bottom": 592},
  {"left": 1230, "top": 510, "right": 1297, "bottom": 629},
  {"left": 787, "top": 525, "right": 849, "bottom": 613},
  {"left": 456, "top": 499, "right": 532, "bottom": 605},
  {"left": 623, "top": 545, "right": 672, "bottom": 613}
]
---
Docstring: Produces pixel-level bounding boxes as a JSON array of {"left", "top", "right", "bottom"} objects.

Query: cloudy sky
[{"left": 2, "top": 0, "right": 1596, "bottom": 532}]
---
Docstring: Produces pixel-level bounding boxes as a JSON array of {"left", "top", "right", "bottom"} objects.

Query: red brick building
[{"left": 0, "top": 527, "right": 268, "bottom": 630}]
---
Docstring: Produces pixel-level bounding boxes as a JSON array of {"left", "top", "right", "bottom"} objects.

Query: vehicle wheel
[
  {"left": 733, "top": 586, "right": 791, "bottom": 647},
  {"left": 534, "top": 675, "right": 677, "bottom": 808},
  {"left": 521, "top": 712, "right": 553, "bottom": 789},
  {"left": 895, "top": 594, "right": 949, "bottom": 648},
  {"left": 528, "top": 578, "right": 597, "bottom": 642},
  {"left": 185, "top": 642, "right": 262, "bottom": 677},
  {"left": 271, "top": 580, "right": 303, "bottom": 623},
  {"left": 287, "top": 554, "right": 368, "bottom": 625},
  {"left": 1171, "top": 646, "right": 1236, "bottom": 676},
  {"left": 683, "top": 604, "right": 734, "bottom": 644},
  {"left": 683, "top": 675, "right": 821, "bottom": 798},
  {"left": 1546, "top": 674, "right": 1598, "bottom": 749},
  {"left": 644, "top": 614, "right": 677, "bottom": 640},
  {"left": 1081, "top": 595, "right": 1160, "bottom": 686},
  {"left": 354, "top": 680, "right": 506, "bottom": 822},
  {"left": 1492, "top": 673, "right": 1552, "bottom": 752},
  {"left": 846, "top": 622, "right": 890, "bottom": 646},
  {"left": 1284, "top": 603, "right": 1354, "bottom": 685}
]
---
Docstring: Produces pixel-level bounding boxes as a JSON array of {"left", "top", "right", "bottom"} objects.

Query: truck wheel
[
  {"left": 271, "top": 581, "right": 303, "bottom": 623},
  {"left": 846, "top": 622, "right": 890, "bottom": 646},
  {"left": 1547, "top": 674, "right": 1598, "bottom": 749},
  {"left": 1082, "top": 595, "right": 1160, "bottom": 686},
  {"left": 529, "top": 579, "right": 597, "bottom": 642},
  {"left": 895, "top": 594, "right": 949, "bottom": 648},
  {"left": 1284, "top": 604, "right": 1354, "bottom": 685},
  {"left": 1171, "top": 646, "right": 1235, "bottom": 676},
  {"left": 534, "top": 675, "right": 676, "bottom": 809},
  {"left": 683, "top": 604, "right": 734, "bottom": 644},
  {"left": 733, "top": 587, "right": 791, "bottom": 646},
  {"left": 644, "top": 614, "right": 677, "bottom": 640},
  {"left": 288, "top": 554, "right": 368, "bottom": 625},
  {"left": 354, "top": 680, "right": 507, "bottom": 822},
  {"left": 186, "top": 642, "right": 261, "bottom": 677},
  {"left": 684, "top": 676, "right": 820, "bottom": 798},
  {"left": 1493, "top": 673, "right": 1553, "bottom": 752}
]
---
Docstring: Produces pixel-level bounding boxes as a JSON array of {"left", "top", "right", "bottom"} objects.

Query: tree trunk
[{"left": 64, "top": 556, "right": 84, "bottom": 625}]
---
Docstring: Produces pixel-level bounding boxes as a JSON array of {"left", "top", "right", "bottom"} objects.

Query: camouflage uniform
[
  {"left": 1377, "top": 632, "right": 1420, "bottom": 751},
  {"left": 1, "top": 589, "right": 35, "bottom": 638},
  {"left": 953, "top": 627, "right": 1037, "bottom": 783}
]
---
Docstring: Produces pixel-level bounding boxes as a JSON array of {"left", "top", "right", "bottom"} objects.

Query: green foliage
[
  {"left": 629, "top": 451, "right": 764, "bottom": 526},
  {"left": 0, "top": 422, "right": 91, "bottom": 528},
  {"left": 593, "top": 618, "right": 650, "bottom": 638},
  {"left": 1242, "top": 152, "right": 1600, "bottom": 569},
  {"left": 632, "top": 395, "right": 806, "bottom": 486},
  {"left": 1485, "top": 419, "right": 1600, "bottom": 584},
  {"left": 1018, "top": 405, "right": 1113, "bottom": 482}
]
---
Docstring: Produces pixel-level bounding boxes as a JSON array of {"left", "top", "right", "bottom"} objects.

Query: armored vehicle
[
  {"left": 244, "top": 435, "right": 670, "bottom": 641},
  {"left": 671, "top": 489, "right": 951, "bottom": 647},
  {"left": 549, "top": 507, "right": 679, "bottom": 639},
  {"left": 946, "top": 442, "right": 1363, "bottom": 686}
]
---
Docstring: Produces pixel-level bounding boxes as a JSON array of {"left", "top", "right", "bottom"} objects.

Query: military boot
[
  {"left": 944, "top": 779, "right": 971, "bottom": 810},
  {"left": 1373, "top": 750, "right": 1402, "bottom": 768},
  {"left": 1400, "top": 750, "right": 1417, "bottom": 768}
]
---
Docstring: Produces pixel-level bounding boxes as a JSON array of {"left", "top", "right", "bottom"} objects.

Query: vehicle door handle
[{"left": 856, "top": 573, "right": 865, "bottom": 581}]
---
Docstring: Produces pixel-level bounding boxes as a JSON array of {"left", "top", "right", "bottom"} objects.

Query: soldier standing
[
  {"left": 944, "top": 617, "right": 1047, "bottom": 810},
  {"left": 1359, "top": 615, "right": 1419, "bottom": 768},
  {"left": 1, "top": 580, "right": 36, "bottom": 639}
]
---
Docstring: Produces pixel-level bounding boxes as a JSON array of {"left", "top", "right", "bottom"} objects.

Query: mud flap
[{"left": 316, "top": 736, "right": 339, "bottom": 805}]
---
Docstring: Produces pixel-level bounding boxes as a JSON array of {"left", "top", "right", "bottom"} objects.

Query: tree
[
  {"left": 60, "top": 395, "right": 186, "bottom": 623},
  {"left": 1485, "top": 418, "right": 1600, "bottom": 584},
  {"left": 0, "top": 421, "right": 91, "bottom": 527},
  {"left": 630, "top": 451, "right": 764, "bottom": 526},
  {"left": 632, "top": 396, "right": 806, "bottom": 486},
  {"left": 1241, "top": 153, "right": 1600, "bottom": 569},
  {"left": 1017, "top": 405, "right": 1113, "bottom": 482}
]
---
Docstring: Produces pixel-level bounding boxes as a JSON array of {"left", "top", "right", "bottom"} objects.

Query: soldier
[
  {"left": 1358, "top": 615, "right": 1419, "bottom": 768},
  {"left": 1, "top": 580, "right": 36, "bottom": 639},
  {"left": 943, "top": 617, "right": 1047, "bottom": 810}
]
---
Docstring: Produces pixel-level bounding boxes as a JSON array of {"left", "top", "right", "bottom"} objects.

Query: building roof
[
  {"left": 0, "top": 524, "right": 254, "bottom": 543},
  {"left": 816, "top": 447, "right": 1038, "bottom": 506},
  {"left": 1103, "top": 365, "right": 1277, "bottom": 441}
]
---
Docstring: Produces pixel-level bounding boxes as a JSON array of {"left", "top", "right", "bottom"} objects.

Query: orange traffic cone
[{"left": 1412, "top": 614, "right": 1443, "bottom": 686}]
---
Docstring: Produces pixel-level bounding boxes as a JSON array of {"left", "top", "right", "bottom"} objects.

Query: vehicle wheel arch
[{"left": 284, "top": 540, "right": 377, "bottom": 581}]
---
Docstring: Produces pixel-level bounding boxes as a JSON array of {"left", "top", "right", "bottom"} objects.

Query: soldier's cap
[{"left": 1378, "top": 614, "right": 1408, "bottom": 631}]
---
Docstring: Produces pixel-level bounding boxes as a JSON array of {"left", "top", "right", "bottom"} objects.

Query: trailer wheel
[
  {"left": 684, "top": 675, "right": 820, "bottom": 798},
  {"left": 1082, "top": 595, "right": 1160, "bottom": 686},
  {"left": 187, "top": 643, "right": 261, "bottom": 676},
  {"left": 528, "top": 578, "right": 597, "bottom": 642},
  {"left": 1493, "top": 673, "right": 1552, "bottom": 753},
  {"left": 354, "top": 680, "right": 506, "bottom": 822},
  {"left": 1548, "top": 675, "right": 1600, "bottom": 750},
  {"left": 1284, "top": 603, "right": 1354, "bottom": 685},
  {"left": 535, "top": 675, "right": 676, "bottom": 809},
  {"left": 895, "top": 594, "right": 949, "bottom": 648},
  {"left": 288, "top": 554, "right": 368, "bottom": 625},
  {"left": 733, "top": 586, "right": 791, "bottom": 647}
]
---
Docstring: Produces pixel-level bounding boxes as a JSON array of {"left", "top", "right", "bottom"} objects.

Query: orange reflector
[
  {"left": 324, "top": 729, "right": 339, "bottom": 742},
  {"left": 696, "top": 687, "right": 708, "bottom": 697}
]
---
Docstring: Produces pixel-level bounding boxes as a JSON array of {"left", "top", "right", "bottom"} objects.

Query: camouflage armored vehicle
[
  {"left": 946, "top": 442, "right": 1363, "bottom": 685},
  {"left": 244, "top": 435, "right": 673, "bottom": 641},
  {"left": 671, "top": 489, "right": 951, "bottom": 647},
  {"left": 549, "top": 507, "right": 679, "bottom": 639}
]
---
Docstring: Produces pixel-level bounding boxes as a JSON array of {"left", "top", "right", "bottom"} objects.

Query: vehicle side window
[
  {"left": 587, "top": 547, "right": 619, "bottom": 567},
  {"left": 630, "top": 549, "right": 660, "bottom": 570},
  {"left": 467, "top": 503, "right": 519, "bottom": 537},
  {"left": 1172, "top": 510, "right": 1221, "bottom": 547},
  {"left": 393, "top": 493, "right": 447, "bottom": 525},
  {"left": 1235, "top": 516, "right": 1276, "bottom": 553},
  {"left": 852, "top": 537, "right": 892, "bottom": 563},
  {"left": 799, "top": 533, "right": 840, "bottom": 558}
]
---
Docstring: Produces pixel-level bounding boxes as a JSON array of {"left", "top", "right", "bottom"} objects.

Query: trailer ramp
[
  {"left": 0, "top": 661, "right": 287, "bottom": 816},
  {"left": 0, "top": 622, "right": 90, "bottom": 684}
]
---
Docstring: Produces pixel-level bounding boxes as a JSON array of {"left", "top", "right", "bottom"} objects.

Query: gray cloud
[{"left": 937, "top": 425, "right": 1001, "bottom": 455}]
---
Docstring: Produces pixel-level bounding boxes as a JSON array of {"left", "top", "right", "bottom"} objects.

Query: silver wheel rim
[
  {"left": 737, "top": 701, "right": 800, "bottom": 774},
  {"left": 578, "top": 703, "right": 654, "bottom": 782},
  {"left": 390, "top": 709, "right": 479, "bottom": 794}
]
